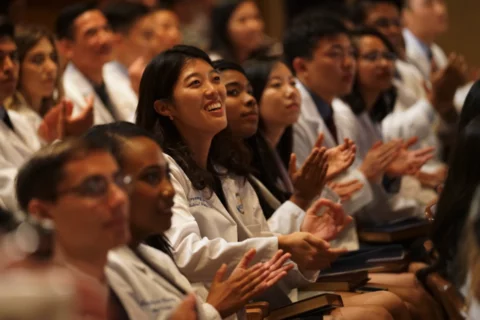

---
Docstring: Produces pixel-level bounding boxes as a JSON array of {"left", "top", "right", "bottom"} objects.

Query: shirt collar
[
  {"left": 404, "top": 28, "right": 432, "bottom": 59},
  {"left": 305, "top": 85, "right": 333, "bottom": 121}
]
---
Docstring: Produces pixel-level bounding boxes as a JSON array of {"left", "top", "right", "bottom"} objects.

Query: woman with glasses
[{"left": 332, "top": 28, "right": 434, "bottom": 225}]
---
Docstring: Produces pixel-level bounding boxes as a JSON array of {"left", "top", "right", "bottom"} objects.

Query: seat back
[{"left": 426, "top": 272, "right": 467, "bottom": 320}]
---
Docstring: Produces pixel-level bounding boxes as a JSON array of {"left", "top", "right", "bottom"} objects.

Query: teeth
[{"left": 206, "top": 102, "right": 222, "bottom": 111}]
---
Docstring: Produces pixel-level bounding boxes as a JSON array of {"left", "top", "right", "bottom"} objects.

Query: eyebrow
[
  {"left": 225, "top": 81, "right": 244, "bottom": 87},
  {"left": 184, "top": 69, "right": 219, "bottom": 83}
]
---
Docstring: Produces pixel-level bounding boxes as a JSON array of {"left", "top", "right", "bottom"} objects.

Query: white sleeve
[
  {"left": 0, "top": 156, "right": 19, "bottom": 212},
  {"left": 267, "top": 201, "right": 305, "bottom": 234},
  {"left": 382, "top": 98, "right": 435, "bottom": 143},
  {"left": 164, "top": 166, "right": 279, "bottom": 283}
]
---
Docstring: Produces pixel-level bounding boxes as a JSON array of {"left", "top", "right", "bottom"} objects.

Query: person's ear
[
  {"left": 154, "top": 100, "right": 175, "bottom": 120},
  {"left": 56, "top": 38, "right": 74, "bottom": 61},
  {"left": 27, "top": 199, "right": 54, "bottom": 221},
  {"left": 292, "top": 57, "right": 308, "bottom": 79}
]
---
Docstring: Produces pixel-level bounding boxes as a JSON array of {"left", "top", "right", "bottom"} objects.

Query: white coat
[
  {"left": 5, "top": 93, "right": 44, "bottom": 132},
  {"left": 103, "top": 61, "right": 138, "bottom": 103},
  {"left": 62, "top": 63, "right": 137, "bottom": 124},
  {"left": 0, "top": 110, "right": 43, "bottom": 212},
  {"left": 332, "top": 99, "right": 423, "bottom": 224},
  {"left": 164, "top": 154, "right": 318, "bottom": 310},
  {"left": 403, "top": 28, "right": 471, "bottom": 110},
  {"left": 383, "top": 59, "right": 440, "bottom": 152},
  {"left": 106, "top": 245, "right": 221, "bottom": 320},
  {"left": 293, "top": 81, "right": 373, "bottom": 215}
]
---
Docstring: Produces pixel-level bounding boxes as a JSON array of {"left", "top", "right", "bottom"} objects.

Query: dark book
[
  {"left": 358, "top": 217, "right": 430, "bottom": 243},
  {"left": 304, "top": 270, "right": 370, "bottom": 292},
  {"left": 266, "top": 293, "right": 343, "bottom": 320}
]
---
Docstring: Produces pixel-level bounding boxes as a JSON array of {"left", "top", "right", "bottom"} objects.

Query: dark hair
[
  {"left": 431, "top": 116, "right": 480, "bottom": 285},
  {"left": 459, "top": 80, "right": 480, "bottom": 132},
  {"left": 243, "top": 57, "right": 293, "bottom": 215},
  {"left": 0, "top": 206, "right": 18, "bottom": 234},
  {"left": 243, "top": 56, "right": 293, "bottom": 166},
  {"left": 55, "top": 1, "right": 98, "bottom": 40},
  {"left": 15, "top": 138, "right": 107, "bottom": 212},
  {"left": 83, "top": 122, "right": 173, "bottom": 258},
  {"left": 102, "top": 2, "right": 151, "bottom": 34},
  {"left": 0, "top": 15, "right": 14, "bottom": 39},
  {"left": 14, "top": 24, "right": 60, "bottom": 116},
  {"left": 283, "top": 12, "right": 349, "bottom": 73},
  {"left": 351, "top": 0, "right": 404, "bottom": 26},
  {"left": 212, "top": 58, "right": 246, "bottom": 76},
  {"left": 135, "top": 45, "right": 251, "bottom": 191},
  {"left": 341, "top": 28, "right": 396, "bottom": 122}
]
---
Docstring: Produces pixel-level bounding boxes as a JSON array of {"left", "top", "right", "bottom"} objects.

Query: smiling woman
[
  {"left": 135, "top": 44, "right": 251, "bottom": 191},
  {"left": 5, "top": 24, "right": 60, "bottom": 129}
]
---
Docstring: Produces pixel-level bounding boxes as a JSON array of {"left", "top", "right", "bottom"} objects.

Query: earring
[{"left": 169, "top": 115, "right": 174, "bottom": 121}]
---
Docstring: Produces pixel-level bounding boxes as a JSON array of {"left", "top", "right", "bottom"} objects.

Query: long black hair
[
  {"left": 342, "top": 27, "right": 397, "bottom": 123},
  {"left": 243, "top": 57, "right": 293, "bottom": 214},
  {"left": 135, "top": 45, "right": 251, "bottom": 192},
  {"left": 459, "top": 80, "right": 480, "bottom": 132},
  {"left": 83, "top": 122, "right": 173, "bottom": 258},
  {"left": 430, "top": 116, "right": 480, "bottom": 285}
]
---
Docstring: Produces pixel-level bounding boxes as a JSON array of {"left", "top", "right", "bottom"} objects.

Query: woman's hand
[
  {"left": 325, "top": 138, "right": 356, "bottom": 180},
  {"left": 206, "top": 249, "right": 292, "bottom": 318},
  {"left": 328, "top": 179, "right": 364, "bottom": 202},
  {"left": 359, "top": 140, "right": 401, "bottom": 182},
  {"left": 289, "top": 146, "right": 328, "bottom": 210},
  {"left": 385, "top": 137, "right": 435, "bottom": 177},
  {"left": 169, "top": 294, "right": 198, "bottom": 320},
  {"left": 301, "top": 198, "right": 353, "bottom": 241},
  {"left": 38, "top": 97, "right": 94, "bottom": 142}
]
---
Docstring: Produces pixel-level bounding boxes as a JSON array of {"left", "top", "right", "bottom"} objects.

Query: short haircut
[
  {"left": 102, "top": 2, "right": 151, "bottom": 34},
  {"left": 0, "top": 15, "right": 14, "bottom": 39},
  {"left": 283, "top": 12, "right": 349, "bottom": 72},
  {"left": 15, "top": 138, "right": 108, "bottom": 211},
  {"left": 351, "top": 0, "right": 404, "bottom": 26},
  {"left": 55, "top": 1, "right": 98, "bottom": 40}
]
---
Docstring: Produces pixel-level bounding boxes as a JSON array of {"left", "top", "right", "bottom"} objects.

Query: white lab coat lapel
[
  {"left": 63, "top": 63, "right": 136, "bottom": 124},
  {"left": 104, "top": 61, "right": 138, "bottom": 122},
  {"left": 403, "top": 28, "right": 448, "bottom": 80},
  {"left": 106, "top": 245, "right": 223, "bottom": 320},
  {"left": 294, "top": 81, "right": 337, "bottom": 167}
]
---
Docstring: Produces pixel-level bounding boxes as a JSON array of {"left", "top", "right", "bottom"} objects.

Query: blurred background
[{"left": 2, "top": 0, "right": 478, "bottom": 65}]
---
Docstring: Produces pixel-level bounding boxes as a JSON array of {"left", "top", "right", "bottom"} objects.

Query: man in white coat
[
  {"left": 55, "top": 2, "right": 137, "bottom": 124},
  {"left": 0, "top": 17, "right": 42, "bottom": 211},
  {"left": 403, "top": 0, "right": 471, "bottom": 112},
  {"left": 102, "top": 2, "right": 157, "bottom": 101},
  {"left": 283, "top": 14, "right": 382, "bottom": 217}
]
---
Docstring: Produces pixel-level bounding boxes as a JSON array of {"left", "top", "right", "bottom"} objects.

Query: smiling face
[
  {"left": 121, "top": 136, "right": 175, "bottom": 237},
  {"left": 19, "top": 37, "right": 58, "bottom": 102},
  {"left": 66, "top": 9, "right": 114, "bottom": 70},
  {"left": 356, "top": 35, "right": 396, "bottom": 93},
  {"left": 163, "top": 58, "right": 227, "bottom": 140},
  {"left": 221, "top": 69, "right": 258, "bottom": 139},
  {"left": 259, "top": 62, "right": 301, "bottom": 129}
]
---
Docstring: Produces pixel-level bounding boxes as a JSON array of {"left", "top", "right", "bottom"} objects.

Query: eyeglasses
[
  {"left": 57, "top": 173, "right": 133, "bottom": 198},
  {"left": 359, "top": 51, "right": 397, "bottom": 62}
]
